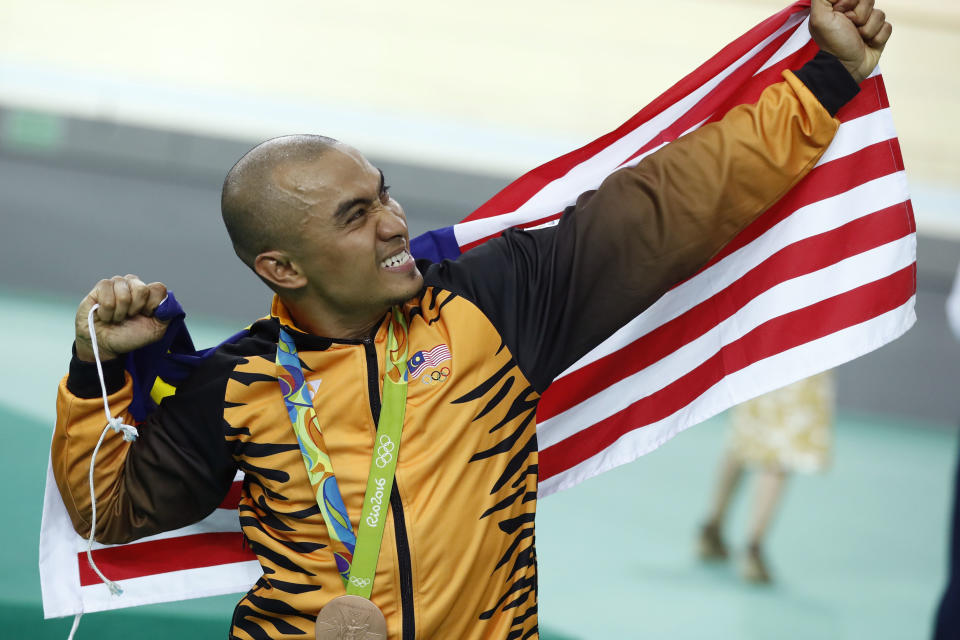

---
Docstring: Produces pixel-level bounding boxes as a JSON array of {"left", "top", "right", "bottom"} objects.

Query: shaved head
[
  {"left": 221, "top": 134, "right": 340, "bottom": 268},
  {"left": 219, "top": 133, "right": 422, "bottom": 337}
]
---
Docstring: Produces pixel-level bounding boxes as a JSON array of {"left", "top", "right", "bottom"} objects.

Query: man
[{"left": 53, "top": 2, "right": 891, "bottom": 638}]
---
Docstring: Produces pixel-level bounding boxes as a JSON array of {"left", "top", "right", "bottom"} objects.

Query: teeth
[{"left": 380, "top": 250, "right": 411, "bottom": 269}]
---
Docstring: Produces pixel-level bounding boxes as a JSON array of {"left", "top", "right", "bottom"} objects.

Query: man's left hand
[{"left": 810, "top": 0, "right": 892, "bottom": 84}]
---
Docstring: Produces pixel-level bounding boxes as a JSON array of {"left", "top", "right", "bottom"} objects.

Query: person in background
[
  {"left": 933, "top": 261, "right": 960, "bottom": 639},
  {"left": 698, "top": 372, "right": 835, "bottom": 583}
]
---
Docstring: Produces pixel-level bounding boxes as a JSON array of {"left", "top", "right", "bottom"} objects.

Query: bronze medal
[{"left": 315, "top": 594, "right": 387, "bottom": 640}]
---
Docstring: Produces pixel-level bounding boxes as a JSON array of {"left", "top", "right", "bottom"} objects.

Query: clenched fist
[
  {"left": 810, "top": 0, "right": 892, "bottom": 84},
  {"left": 75, "top": 275, "right": 170, "bottom": 362}
]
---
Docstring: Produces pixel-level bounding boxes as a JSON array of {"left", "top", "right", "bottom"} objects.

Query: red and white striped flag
[{"left": 40, "top": 0, "right": 914, "bottom": 618}]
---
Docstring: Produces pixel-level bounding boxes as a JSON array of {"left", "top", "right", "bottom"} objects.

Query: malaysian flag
[
  {"left": 407, "top": 344, "right": 452, "bottom": 379},
  {"left": 40, "top": 0, "right": 914, "bottom": 619}
]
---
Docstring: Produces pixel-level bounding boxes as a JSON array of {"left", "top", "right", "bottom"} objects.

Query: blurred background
[{"left": 2, "top": 0, "right": 958, "bottom": 637}]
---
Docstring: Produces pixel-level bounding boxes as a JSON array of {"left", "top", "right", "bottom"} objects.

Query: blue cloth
[
  {"left": 410, "top": 226, "right": 461, "bottom": 263},
  {"left": 124, "top": 292, "right": 247, "bottom": 422}
]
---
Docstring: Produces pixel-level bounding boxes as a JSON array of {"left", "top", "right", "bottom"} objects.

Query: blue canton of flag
[{"left": 407, "top": 351, "right": 426, "bottom": 377}]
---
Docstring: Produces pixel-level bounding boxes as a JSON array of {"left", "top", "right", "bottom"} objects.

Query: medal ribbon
[{"left": 276, "top": 307, "right": 408, "bottom": 600}]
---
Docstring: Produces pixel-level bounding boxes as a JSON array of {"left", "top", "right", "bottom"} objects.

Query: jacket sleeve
[
  {"left": 52, "top": 349, "right": 237, "bottom": 544},
  {"left": 424, "top": 52, "right": 860, "bottom": 393}
]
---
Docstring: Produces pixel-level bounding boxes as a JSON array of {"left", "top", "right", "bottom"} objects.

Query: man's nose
[{"left": 376, "top": 203, "right": 407, "bottom": 240}]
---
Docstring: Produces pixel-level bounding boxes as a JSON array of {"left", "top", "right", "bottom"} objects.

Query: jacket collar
[{"left": 268, "top": 295, "right": 390, "bottom": 348}]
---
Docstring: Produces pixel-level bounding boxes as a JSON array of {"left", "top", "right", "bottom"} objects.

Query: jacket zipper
[{"left": 364, "top": 338, "right": 416, "bottom": 640}]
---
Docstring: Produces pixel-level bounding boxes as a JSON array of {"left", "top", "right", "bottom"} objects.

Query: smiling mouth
[{"left": 380, "top": 249, "right": 412, "bottom": 269}]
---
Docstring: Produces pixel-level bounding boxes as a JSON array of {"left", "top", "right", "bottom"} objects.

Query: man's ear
[{"left": 254, "top": 251, "right": 308, "bottom": 290}]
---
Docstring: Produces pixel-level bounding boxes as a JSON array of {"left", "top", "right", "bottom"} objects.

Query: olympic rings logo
[
  {"left": 420, "top": 366, "right": 451, "bottom": 385},
  {"left": 374, "top": 434, "right": 395, "bottom": 469},
  {"left": 349, "top": 576, "right": 371, "bottom": 588}
]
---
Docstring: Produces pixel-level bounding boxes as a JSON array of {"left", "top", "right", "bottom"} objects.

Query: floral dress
[{"left": 728, "top": 372, "right": 835, "bottom": 473}]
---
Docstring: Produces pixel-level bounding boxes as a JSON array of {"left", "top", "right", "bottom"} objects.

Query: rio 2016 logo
[
  {"left": 420, "top": 366, "right": 451, "bottom": 385},
  {"left": 365, "top": 476, "right": 388, "bottom": 527}
]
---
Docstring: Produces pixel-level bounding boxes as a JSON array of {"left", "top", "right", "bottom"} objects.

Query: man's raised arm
[
  {"left": 431, "top": 0, "right": 891, "bottom": 392},
  {"left": 53, "top": 275, "right": 236, "bottom": 544}
]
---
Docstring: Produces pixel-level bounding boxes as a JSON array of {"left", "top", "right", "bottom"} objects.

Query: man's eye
[
  {"left": 380, "top": 185, "right": 391, "bottom": 203},
  {"left": 349, "top": 209, "right": 366, "bottom": 223}
]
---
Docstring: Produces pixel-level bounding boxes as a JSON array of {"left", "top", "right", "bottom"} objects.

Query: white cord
[
  {"left": 67, "top": 613, "right": 81, "bottom": 640},
  {"left": 83, "top": 303, "right": 139, "bottom": 597}
]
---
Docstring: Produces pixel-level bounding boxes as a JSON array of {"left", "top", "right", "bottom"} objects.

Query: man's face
[{"left": 273, "top": 144, "right": 423, "bottom": 321}]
